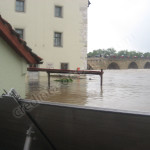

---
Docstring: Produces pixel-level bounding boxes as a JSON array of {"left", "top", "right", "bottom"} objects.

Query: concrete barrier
[{"left": 0, "top": 97, "right": 150, "bottom": 150}]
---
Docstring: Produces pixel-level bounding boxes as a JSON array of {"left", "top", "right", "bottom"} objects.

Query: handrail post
[
  {"left": 100, "top": 69, "right": 103, "bottom": 87},
  {"left": 48, "top": 72, "right": 50, "bottom": 88},
  {"left": 23, "top": 126, "right": 34, "bottom": 150}
]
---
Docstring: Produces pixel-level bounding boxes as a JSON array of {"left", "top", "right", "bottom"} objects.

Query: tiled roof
[{"left": 0, "top": 15, "right": 43, "bottom": 64}]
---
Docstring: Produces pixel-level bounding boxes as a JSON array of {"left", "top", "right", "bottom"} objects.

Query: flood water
[{"left": 26, "top": 69, "right": 150, "bottom": 112}]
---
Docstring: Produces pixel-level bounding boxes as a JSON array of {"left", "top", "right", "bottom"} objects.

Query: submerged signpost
[{"left": 27, "top": 68, "right": 104, "bottom": 88}]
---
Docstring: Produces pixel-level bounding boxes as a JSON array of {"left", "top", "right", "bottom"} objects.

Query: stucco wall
[
  {"left": 0, "top": 0, "right": 88, "bottom": 72},
  {"left": 0, "top": 37, "right": 27, "bottom": 98}
]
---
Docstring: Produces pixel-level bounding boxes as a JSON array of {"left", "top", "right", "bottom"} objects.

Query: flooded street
[{"left": 26, "top": 69, "right": 150, "bottom": 112}]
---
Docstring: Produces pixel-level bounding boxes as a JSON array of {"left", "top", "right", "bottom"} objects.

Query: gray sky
[{"left": 88, "top": 0, "right": 150, "bottom": 52}]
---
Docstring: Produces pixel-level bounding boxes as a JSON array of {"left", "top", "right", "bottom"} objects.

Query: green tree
[
  {"left": 117, "top": 50, "right": 129, "bottom": 57},
  {"left": 87, "top": 48, "right": 149, "bottom": 58},
  {"left": 144, "top": 52, "right": 150, "bottom": 57},
  {"left": 87, "top": 48, "right": 116, "bottom": 57},
  {"left": 106, "top": 48, "right": 116, "bottom": 55}
]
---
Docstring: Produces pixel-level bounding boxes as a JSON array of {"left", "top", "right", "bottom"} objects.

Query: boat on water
[{"left": 0, "top": 91, "right": 150, "bottom": 150}]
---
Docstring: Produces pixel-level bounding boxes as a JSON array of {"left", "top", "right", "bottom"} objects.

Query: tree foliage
[
  {"left": 88, "top": 48, "right": 116, "bottom": 57},
  {"left": 87, "top": 48, "right": 150, "bottom": 58}
]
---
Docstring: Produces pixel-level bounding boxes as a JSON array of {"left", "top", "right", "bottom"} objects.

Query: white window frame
[
  {"left": 15, "top": 0, "right": 25, "bottom": 12},
  {"left": 55, "top": 5, "right": 63, "bottom": 18},
  {"left": 54, "top": 32, "right": 63, "bottom": 47},
  {"left": 60, "top": 63, "right": 69, "bottom": 70}
]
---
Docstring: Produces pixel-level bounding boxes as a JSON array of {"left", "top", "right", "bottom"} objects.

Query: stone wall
[
  {"left": 87, "top": 57, "right": 150, "bottom": 69},
  {"left": 79, "top": 0, "right": 88, "bottom": 70}
]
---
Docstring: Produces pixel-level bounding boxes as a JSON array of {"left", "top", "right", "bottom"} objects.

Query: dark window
[
  {"left": 15, "top": 28, "right": 24, "bottom": 39},
  {"left": 16, "top": 0, "right": 25, "bottom": 12},
  {"left": 29, "top": 64, "right": 38, "bottom": 68},
  {"left": 61, "top": 63, "right": 68, "bottom": 70},
  {"left": 54, "top": 32, "right": 62, "bottom": 47},
  {"left": 55, "top": 6, "right": 62, "bottom": 18}
]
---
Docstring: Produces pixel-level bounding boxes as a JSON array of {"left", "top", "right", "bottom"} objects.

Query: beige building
[{"left": 0, "top": 0, "right": 88, "bottom": 72}]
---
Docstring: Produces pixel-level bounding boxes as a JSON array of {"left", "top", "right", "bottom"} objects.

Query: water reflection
[
  {"left": 26, "top": 76, "right": 88, "bottom": 105},
  {"left": 26, "top": 70, "right": 150, "bottom": 112}
]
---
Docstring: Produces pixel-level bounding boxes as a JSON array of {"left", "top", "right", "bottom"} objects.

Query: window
[
  {"left": 16, "top": 0, "right": 25, "bottom": 12},
  {"left": 54, "top": 32, "right": 62, "bottom": 47},
  {"left": 55, "top": 6, "right": 62, "bottom": 18},
  {"left": 15, "top": 28, "right": 24, "bottom": 39},
  {"left": 29, "top": 64, "right": 38, "bottom": 68},
  {"left": 61, "top": 63, "right": 68, "bottom": 70}
]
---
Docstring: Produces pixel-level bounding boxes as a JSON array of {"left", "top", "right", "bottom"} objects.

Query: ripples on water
[{"left": 26, "top": 69, "right": 150, "bottom": 112}]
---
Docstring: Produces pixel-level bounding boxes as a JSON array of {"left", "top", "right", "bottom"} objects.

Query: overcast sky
[{"left": 88, "top": 0, "right": 150, "bottom": 52}]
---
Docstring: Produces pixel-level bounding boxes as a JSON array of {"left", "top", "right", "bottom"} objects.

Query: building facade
[{"left": 0, "top": 0, "right": 88, "bottom": 71}]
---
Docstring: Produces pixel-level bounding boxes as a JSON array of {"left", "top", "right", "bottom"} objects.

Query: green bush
[{"left": 55, "top": 78, "right": 73, "bottom": 82}]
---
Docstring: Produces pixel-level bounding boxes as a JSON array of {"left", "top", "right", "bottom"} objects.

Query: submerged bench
[{"left": 27, "top": 67, "right": 104, "bottom": 87}]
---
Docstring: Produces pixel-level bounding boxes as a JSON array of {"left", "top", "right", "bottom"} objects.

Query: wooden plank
[{"left": 27, "top": 67, "right": 103, "bottom": 75}]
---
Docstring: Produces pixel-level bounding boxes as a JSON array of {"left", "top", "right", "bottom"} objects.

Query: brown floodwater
[{"left": 26, "top": 69, "right": 150, "bottom": 112}]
